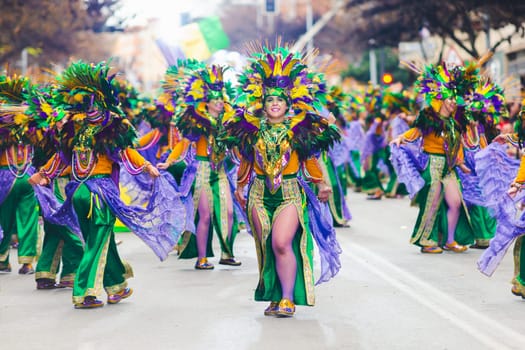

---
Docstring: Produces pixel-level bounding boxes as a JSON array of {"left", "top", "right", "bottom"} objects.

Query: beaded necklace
[
  {"left": 256, "top": 117, "right": 292, "bottom": 193},
  {"left": 6, "top": 144, "right": 32, "bottom": 178}
]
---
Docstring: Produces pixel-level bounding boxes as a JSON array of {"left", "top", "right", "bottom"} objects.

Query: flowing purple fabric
[
  {"left": 118, "top": 171, "right": 155, "bottom": 205},
  {"left": 226, "top": 163, "right": 251, "bottom": 235},
  {"left": 88, "top": 176, "right": 187, "bottom": 260},
  {"left": 456, "top": 147, "right": 485, "bottom": 206},
  {"left": 47, "top": 175, "right": 188, "bottom": 261},
  {"left": 389, "top": 142, "right": 427, "bottom": 199},
  {"left": 32, "top": 182, "right": 82, "bottom": 240},
  {"left": 0, "top": 167, "right": 82, "bottom": 242},
  {"left": 346, "top": 121, "right": 365, "bottom": 151},
  {"left": 360, "top": 120, "right": 386, "bottom": 167},
  {"left": 0, "top": 169, "right": 16, "bottom": 241},
  {"left": 475, "top": 143, "right": 523, "bottom": 276},
  {"left": 298, "top": 177, "right": 342, "bottom": 285},
  {"left": 389, "top": 116, "right": 410, "bottom": 138},
  {"left": 329, "top": 140, "right": 350, "bottom": 167},
  {"left": 140, "top": 142, "right": 161, "bottom": 165}
]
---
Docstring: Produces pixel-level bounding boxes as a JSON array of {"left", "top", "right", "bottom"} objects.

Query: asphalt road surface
[{"left": 1, "top": 190, "right": 524, "bottom": 350}]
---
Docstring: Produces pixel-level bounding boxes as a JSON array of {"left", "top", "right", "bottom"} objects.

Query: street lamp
[{"left": 369, "top": 39, "right": 378, "bottom": 86}]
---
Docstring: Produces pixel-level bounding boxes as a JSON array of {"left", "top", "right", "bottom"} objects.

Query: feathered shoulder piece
[
  {"left": 0, "top": 74, "right": 38, "bottom": 150},
  {"left": 174, "top": 64, "right": 233, "bottom": 141},
  {"left": 289, "top": 111, "right": 341, "bottom": 161},
  {"left": 222, "top": 43, "right": 339, "bottom": 161}
]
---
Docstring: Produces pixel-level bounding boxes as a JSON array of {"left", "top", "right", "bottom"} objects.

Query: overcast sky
[{"left": 117, "top": 0, "right": 222, "bottom": 27}]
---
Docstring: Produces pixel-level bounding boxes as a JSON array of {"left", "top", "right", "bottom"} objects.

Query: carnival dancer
[
  {"left": 383, "top": 89, "right": 414, "bottom": 198},
  {"left": 0, "top": 75, "right": 41, "bottom": 274},
  {"left": 360, "top": 85, "right": 387, "bottom": 200},
  {"left": 24, "top": 87, "right": 84, "bottom": 289},
  {"left": 457, "top": 79, "right": 506, "bottom": 250},
  {"left": 222, "top": 44, "right": 342, "bottom": 317},
  {"left": 157, "top": 64, "right": 242, "bottom": 269},
  {"left": 29, "top": 61, "right": 186, "bottom": 309},
  {"left": 390, "top": 62, "right": 478, "bottom": 253},
  {"left": 345, "top": 94, "right": 366, "bottom": 192}
]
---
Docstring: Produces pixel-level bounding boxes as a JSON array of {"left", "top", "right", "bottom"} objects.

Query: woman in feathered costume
[
  {"left": 157, "top": 63, "right": 242, "bottom": 269},
  {"left": 222, "top": 44, "right": 341, "bottom": 317},
  {"left": 457, "top": 78, "right": 506, "bottom": 249},
  {"left": 383, "top": 89, "right": 414, "bottom": 198},
  {"left": 344, "top": 93, "right": 366, "bottom": 192},
  {"left": 391, "top": 61, "right": 477, "bottom": 254},
  {"left": 29, "top": 61, "right": 186, "bottom": 309},
  {"left": 0, "top": 74, "right": 44, "bottom": 274},
  {"left": 360, "top": 84, "right": 388, "bottom": 200},
  {"left": 25, "top": 85, "right": 85, "bottom": 289}
]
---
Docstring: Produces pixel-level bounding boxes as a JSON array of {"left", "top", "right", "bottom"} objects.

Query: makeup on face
[{"left": 264, "top": 95, "right": 288, "bottom": 120}]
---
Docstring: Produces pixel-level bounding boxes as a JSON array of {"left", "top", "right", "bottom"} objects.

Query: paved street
[{"left": 1, "top": 190, "right": 525, "bottom": 350}]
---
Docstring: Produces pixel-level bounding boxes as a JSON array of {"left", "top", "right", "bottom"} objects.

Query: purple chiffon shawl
[
  {"left": 45, "top": 174, "right": 188, "bottom": 261},
  {"left": 298, "top": 177, "right": 342, "bottom": 285},
  {"left": 475, "top": 143, "right": 523, "bottom": 276},
  {"left": 388, "top": 141, "right": 427, "bottom": 199}
]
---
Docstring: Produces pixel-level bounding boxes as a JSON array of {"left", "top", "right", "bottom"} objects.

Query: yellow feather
[
  {"left": 273, "top": 55, "right": 283, "bottom": 76},
  {"left": 282, "top": 58, "right": 299, "bottom": 76},
  {"left": 259, "top": 60, "right": 272, "bottom": 77},
  {"left": 14, "top": 113, "right": 29, "bottom": 125}
]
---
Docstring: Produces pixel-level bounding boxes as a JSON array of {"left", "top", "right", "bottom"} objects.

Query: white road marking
[{"left": 342, "top": 242, "right": 525, "bottom": 350}]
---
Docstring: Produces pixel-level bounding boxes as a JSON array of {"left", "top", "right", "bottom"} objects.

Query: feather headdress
[
  {"left": 54, "top": 60, "right": 122, "bottom": 119},
  {"left": 52, "top": 61, "right": 137, "bottom": 157},
  {"left": 221, "top": 44, "right": 340, "bottom": 161},
  {"left": 0, "top": 75, "right": 36, "bottom": 149},
  {"left": 174, "top": 64, "right": 234, "bottom": 141},
  {"left": 465, "top": 78, "right": 507, "bottom": 126}
]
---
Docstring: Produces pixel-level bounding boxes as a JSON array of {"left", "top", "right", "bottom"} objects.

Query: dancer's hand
[
  {"left": 508, "top": 183, "right": 521, "bottom": 198},
  {"left": 492, "top": 134, "right": 508, "bottom": 144},
  {"left": 317, "top": 183, "right": 332, "bottom": 202},
  {"left": 457, "top": 163, "right": 471, "bottom": 174},
  {"left": 145, "top": 163, "right": 160, "bottom": 178},
  {"left": 28, "top": 172, "right": 50, "bottom": 186},
  {"left": 390, "top": 136, "right": 403, "bottom": 147},
  {"left": 234, "top": 187, "right": 246, "bottom": 208},
  {"left": 156, "top": 162, "right": 170, "bottom": 170}
]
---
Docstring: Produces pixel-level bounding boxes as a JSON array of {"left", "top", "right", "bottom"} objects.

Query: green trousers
[
  {"left": 36, "top": 178, "right": 83, "bottom": 284},
  {"left": 178, "top": 160, "right": 238, "bottom": 259},
  {"left": 248, "top": 176, "right": 315, "bottom": 306},
  {"left": 361, "top": 149, "right": 386, "bottom": 194},
  {"left": 410, "top": 155, "right": 474, "bottom": 247},
  {"left": 0, "top": 174, "right": 39, "bottom": 265},
  {"left": 513, "top": 235, "right": 525, "bottom": 294},
  {"left": 71, "top": 183, "right": 132, "bottom": 304}
]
